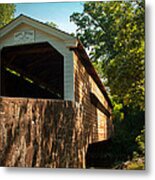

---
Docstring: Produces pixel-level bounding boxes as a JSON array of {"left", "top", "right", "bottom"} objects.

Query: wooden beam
[
  {"left": 1, "top": 42, "right": 63, "bottom": 58},
  {"left": 90, "top": 92, "right": 111, "bottom": 118},
  {"left": 4, "top": 48, "right": 56, "bottom": 57},
  {"left": 72, "top": 48, "right": 113, "bottom": 108},
  {"left": 3, "top": 63, "right": 63, "bottom": 98}
]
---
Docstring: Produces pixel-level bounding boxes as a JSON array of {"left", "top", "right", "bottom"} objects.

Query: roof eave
[
  {"left": 70, "top": 40, "right": 113, "bottom": 109},
  {"left": 0, "top": 14, "right": 76, "bottom": 42}
]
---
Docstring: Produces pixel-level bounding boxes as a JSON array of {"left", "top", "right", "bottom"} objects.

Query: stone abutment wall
[{"left": 0, "top": 97, "right": 102, "bottom": 168}]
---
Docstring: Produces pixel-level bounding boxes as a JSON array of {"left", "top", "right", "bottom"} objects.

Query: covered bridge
[{"left": 0, "top": 15, "right": 113, "bottom": 168}]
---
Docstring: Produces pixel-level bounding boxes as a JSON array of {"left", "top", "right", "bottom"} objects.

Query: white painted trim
[
  {"left": 0, "top": 15, "right": 77, "bottom": 101},
  {"left": 0, "top": 15, "right": 76, "bottom": 44}
]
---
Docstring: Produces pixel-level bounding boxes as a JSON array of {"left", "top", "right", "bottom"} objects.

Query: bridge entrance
[{"left": 0, "top": 42, "right": 64, "bottom": 99}]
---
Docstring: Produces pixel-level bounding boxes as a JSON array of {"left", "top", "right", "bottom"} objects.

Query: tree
[
  {"left": 70, "top": 1, "right": 145, "bottom": 109},
  {"left": 0, "top": 4, "right": 16, "bottom": 28},
  {"left": 46, "top": 21, "right": 58, "bottom": 28},
  {"left": 71, "top": 2, "right": 145, "bottom": 169}
]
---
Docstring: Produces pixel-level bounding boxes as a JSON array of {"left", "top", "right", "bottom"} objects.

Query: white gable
[
  {"left": 0, "top": 15, "right": 78, "bottom": 101},
  {"left": 0, "top": 14, "right": 75, "bottom": 40},
  {"left": 0, "top": 15, "right": 77, "bottom": 55}
]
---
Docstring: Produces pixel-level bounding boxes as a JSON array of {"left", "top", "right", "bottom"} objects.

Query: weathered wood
[
  {"left": 72, "top": 42, "right": 113, "bottom": 108},
  {"left": 73, "top": 51, "right": 113, "bottom": 142}
]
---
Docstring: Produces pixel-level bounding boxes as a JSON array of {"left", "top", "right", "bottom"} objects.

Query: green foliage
[
  {"left": 87, "top": 105, "right": 145, "bottom": 168},
  {"left": 126, "top": 160, "right": 144, "bottom": 170},
  {"left": 0, "top": 3, "right": 16, "bottom": 28},
  {"left": 70, "top": 0, "right": 145, "bottom": 109},
  {"left": 113, "top": 104, "right": 144, "bottom": 147},
  {"left": 46, "top": 21, "right": 58, "bottom": 28},
  {"left": 71, "top": 1, "right": 145, "bottom": 169},
  {"left": 135, "top": 129, "right": 145, "bottom": 156}
]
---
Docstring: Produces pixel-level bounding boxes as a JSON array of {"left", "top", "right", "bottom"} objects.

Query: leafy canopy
[
  {"left": 70, "top": 1, "right": 145, "bottom": 109},
  {"left": 0, "top": 4, "right": 16, "bottom": 28}
]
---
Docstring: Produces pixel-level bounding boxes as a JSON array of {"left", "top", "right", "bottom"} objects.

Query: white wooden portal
[{"left": 0, "top": 14, "right": 77, "bottom": 101}]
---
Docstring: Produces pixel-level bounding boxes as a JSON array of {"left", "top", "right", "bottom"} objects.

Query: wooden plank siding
[{"left": 73, "top": 51, "right": 113, "bottom": 143}]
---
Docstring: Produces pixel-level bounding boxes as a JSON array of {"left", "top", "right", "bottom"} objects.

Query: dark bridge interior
[{"left": 0, "top": 42, "right": 64, "bottom": 99}]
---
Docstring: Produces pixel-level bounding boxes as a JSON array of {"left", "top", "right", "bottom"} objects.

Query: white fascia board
[
  {"left": 0, "top": 15, "right": 77, "bottom": 45},
  {"left": 0, "top": 19, "right": 23, "bottom": 38}
]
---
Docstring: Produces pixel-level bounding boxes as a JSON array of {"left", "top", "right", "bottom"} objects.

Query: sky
[{"left": 14, "top": 2, "right": 84, "bottom": 34}]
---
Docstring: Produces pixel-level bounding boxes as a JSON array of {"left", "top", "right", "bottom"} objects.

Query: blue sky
[{"left": 14, "top": 2, "right": 84, "bottom": 33}]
